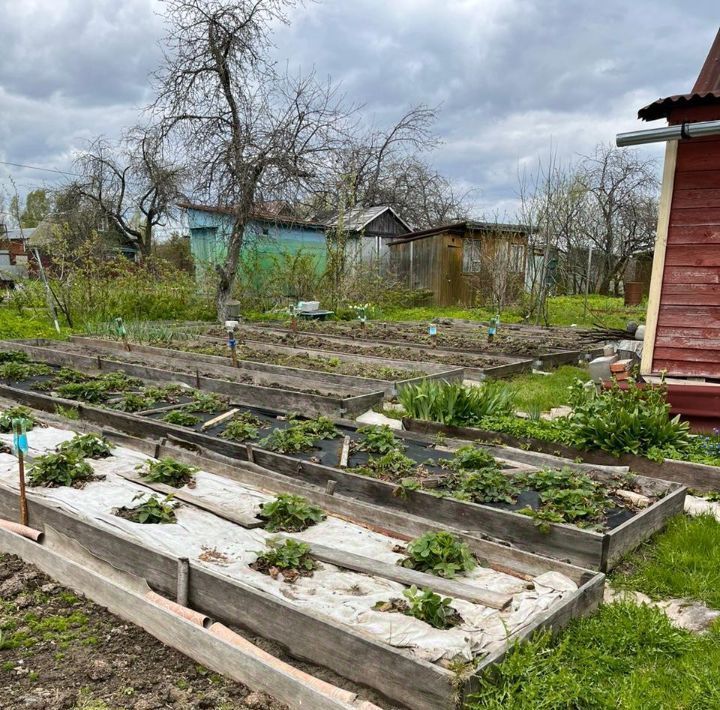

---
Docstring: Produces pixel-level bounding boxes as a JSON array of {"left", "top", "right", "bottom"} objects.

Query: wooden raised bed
[
  {"left": 0, "top": 433, "right": 604, "bottom": 710},
  {"left": 0, "top": 340, "right": 383, "bottom": 418},
  {"left": 68, "top": 335, "right": 464, "bottom": 397},
  {"left": 403, "top": 416, "right": 720, "bottom": 494},
  {"left": 0, "top": 381, "right": 685, "bottom": 571},
  {"left": 238, "top": 324, "right": 601, "bottom": 376}
]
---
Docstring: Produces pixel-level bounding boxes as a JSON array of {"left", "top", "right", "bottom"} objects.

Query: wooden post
[
  {"left": 17, "top": 451, "right": 28, "bottom": 527},
  {"left": 177, "top": 557, "right": 190, "bottom": 606}
]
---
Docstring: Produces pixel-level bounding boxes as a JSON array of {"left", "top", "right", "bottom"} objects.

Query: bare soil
[{"left": 0, "top": 553, "right": 285, "bottom": 710}]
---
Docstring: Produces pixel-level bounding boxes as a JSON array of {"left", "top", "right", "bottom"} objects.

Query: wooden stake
[
  {"left": 339, "top": 435, "right": 350, "bottom": 468},
  {"left": 18, "top": 451, "right": 28, "bottom": 527}
]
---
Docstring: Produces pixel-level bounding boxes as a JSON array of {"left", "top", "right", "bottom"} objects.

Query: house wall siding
[{"left": 653, "top": 134, "right": 720, "bottom": 378}]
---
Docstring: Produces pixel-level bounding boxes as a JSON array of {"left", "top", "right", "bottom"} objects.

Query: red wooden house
[{"left": 627, "top": 29, "right": 720, "bottom": 427}]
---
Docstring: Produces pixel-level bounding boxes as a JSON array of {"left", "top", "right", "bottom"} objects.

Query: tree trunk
[{"left": 214, "top": 215, "right": 247, "bottom": 322}]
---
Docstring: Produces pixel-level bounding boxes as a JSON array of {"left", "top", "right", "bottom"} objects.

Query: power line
[{"left": 0, "top": 160, "right": 80, "bottom": 177}]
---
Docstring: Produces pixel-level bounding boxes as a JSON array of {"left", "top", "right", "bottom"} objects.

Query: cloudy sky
[{"left": 0, "top": 0, "right": 717, "bottom": 217}]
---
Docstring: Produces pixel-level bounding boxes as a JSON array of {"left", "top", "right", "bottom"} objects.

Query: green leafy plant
[
  {"left": 398, "top": 379, "right": 514, "bottom": 426},
  {"left": 399, "top": 531, "right": 476, "bottom": 578},
  {"left": 450, "top": 468, "right": 518, "bottom": 504},
  {"left": 0, "top": 351, "right": 29, "bottom": 364},
  {"left": 112, "top": 393, "right": 152, "bottom": 413},
  {"left": 221, "top": 412, "right": 263, "bottom": 442},
  {"left": 252, "top": 538, "right": 317, "bottom": 580},
  {"left": 162, "top": 410, "right": 200, "bottom": 427},
  {"left": 290, "top": 415, "right": 339, "bottom": 439},
  {"left": 143, "top": 384, "right": 188, "bottom": 402},
  {"left": 374, "top": 586, "right": 461, "bottom": 630},
  {"left": 96, "top": 371, "right": 143, "bottom": 391},
  {"left": 58, "top": 433, "right": 113, "bottom": 459},
  {"left": 138, "top": 457, "right": 197, "bottom": 488},
  {"left": 28, "top": 452, "right": 95, "bottom": 488},
  {"left": 53, "top": 367, "right": 88, "bottom": 384},
  {"left": 566, "top": 382, "right": 692, "bottom": 458},
  {"left": 186, "top": 392, "right": 225, "bottom": 413},
  {"left": 55, "top": 381, "right": 109, "bottom": 404},
  {"left": 259, "top": 494, "right": 325, "bottom": 532},
  {"left": 0, "top": 406, "right": 37, "bottom": 433},
  {"left": 115, "top": 493, "right": 177, "bottom": 524},
  {"left": 0, "top": 361, "right": 52, "bottom": 381},
  {"left": 352, "top": 449, "right": 418, "bottom": 481},
  {"left": 448, "top": 445, "right": 499, "bottom": 472},
  {"left": 402, "top": 586, "right": 461, "bottom": 629},
  {"left": 356, "top": 425, "right": 403, "bottom": 454}
]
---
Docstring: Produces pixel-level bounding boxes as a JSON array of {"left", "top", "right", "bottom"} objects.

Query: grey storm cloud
[{"left": 0, "top": 0, "right": 718, "bottom": 214}]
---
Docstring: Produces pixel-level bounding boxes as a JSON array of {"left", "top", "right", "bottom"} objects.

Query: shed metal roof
[
  {"left": 325, "top": 205, "right": 412, "bottom": 233},
  {"left": 388, "top": 220, "right": 532, "bottom": 246}
]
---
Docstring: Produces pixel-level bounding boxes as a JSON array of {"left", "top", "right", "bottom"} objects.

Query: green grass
[
  {"left": 508, "top": 365, "right": 590, "bottom": 413},
  {"left": 468, "top": 601, "right": 720, "bottom": 709},
  {"left": 610, "top": 514, "right": 720, "bottom": 608},
  {"left": 373, "top": 295, "right": 645, "bottom": 329},
  {"left": 0, "top": 306, "right": 69, "bottom": 339}
]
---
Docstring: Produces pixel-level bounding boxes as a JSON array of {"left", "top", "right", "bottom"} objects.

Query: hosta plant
[
  {"left": 115, "top": 493, "right": 177, "bottom": 524},
  {"left": 252, "top": 538, "right": 317, "bottom": 582},
  {"left": 58, "top": 433, "right": 113, "bottom": 459},
  {"left": 399, "top": 531, "right": 476, "bottom": 578},
  {"left": 259, "top": 494, "right": 325, "bottom": 532},
  {"left": 28, "top": 452, "right": 95, "bottom": 488},
  {"left": 138, "top": 457, "right": 197, "bottom": 488}
]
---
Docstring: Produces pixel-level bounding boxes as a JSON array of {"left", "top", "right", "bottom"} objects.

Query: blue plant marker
[
  {"left": 428, "top": 324, "right": 437, "bottom": 337},
  {"left": 12, "top": 418, "right": 28, "bottom": 455}
]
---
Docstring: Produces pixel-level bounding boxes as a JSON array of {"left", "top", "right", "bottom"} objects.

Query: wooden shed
[
  {"left": 387, "top": 221, "right": 529, "bottom": 307},
  {"left": 639, "top": 30, "right": 720, "bottom": 381}
]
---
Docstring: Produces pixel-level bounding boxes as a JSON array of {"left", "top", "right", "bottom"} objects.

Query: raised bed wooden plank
[
  {"left": 403, "top": 416, "right": 720, "bottom": 493},
  {"left": 0, "top": 381, "right": 679, "bottom": 572},
  {"left": 0, "top": 526, "right": 374, "bottom": 710},
  {"left": 0, "top": 340, "right": 383, "bottom": 418},
  {"left": 0, "top": 486, "right": 454, "bottom": 710},
  {"left": 67, "top": 336, "right": 392, "bottom": 396}
]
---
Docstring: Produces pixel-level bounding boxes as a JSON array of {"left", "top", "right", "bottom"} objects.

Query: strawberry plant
[
  {"left": 399, "top": 531, "right": 476, "bottom": 578},
  {"left": 53, "top": 368, "right": 88, "bottom": 384},
  {"left": 252, "top": 538, "right": 317, "bottom": 581},
  {"left": 0, "top": 362, "right": 52, "bottom": 381},
  {"left": 97, "top": 372, "right": 143, "bottom": 391},
  {"left": 375, "top": 586, "right": 461, "bottom": 630},
  {"left": 0, "top": 406, "right": 37, "bottom": 433},
  {"left": 290, "top": 415, "right": 339, "bottom": 439},
  {"left": 162, "top": 410, "right": 200, "bottom": 427},
  {"left": 221, "top": 412, "right": 263, "bottom": 442},
  {"left": 113, "top": 393, "right": 152, "bottom": 412},
  {"left": 28, "top": 452, "right": 95, "bottom": 488},
  {"left": 448, "top": 445, "right": 499, "bottom": 472},
  {"left": 259, "top": 494, "right": 325, "bottom": 532},
  {"left": 56, "top": 381, "right": 109, "bottom": 404},
  {"left": 450, "top": 469, "right": 518, "bottom": 504},
  {"left": 58, "top": 433, "right": 113, "bottom": 459},
  {"left": 0, "top": 351, "right": 29, "bottom": 364},
  {"left": 138, "top": 457, "right": 197, "bottom": 488},
  {"left": 352, "top": 449, "right": 418, "bottom": 481},
  {"left": 356, "top": 425, "right": 403, "bottom": 454},
  {"left": 144, "top": 384, "right": 187, "bottom": 402},
  {"left": 186, "top": 392, "right": 225, "bottom": 413},
  {"left": 115, "top": 493, "right": 177, "bottom": 524}
]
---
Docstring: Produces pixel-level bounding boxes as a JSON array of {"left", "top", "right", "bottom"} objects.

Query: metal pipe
[{"left": 616, "top": 119, "right": 720, "bottom": 147}]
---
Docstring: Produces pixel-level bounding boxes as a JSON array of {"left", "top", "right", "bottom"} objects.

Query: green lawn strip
[
  {"left": 610, "top": 514, "right": 720, "bottom": 609},
  {"left": 508, "top": 366, "right": 590, "bottom": 413},
  {"left": 467, "top": 601, "right": 720, "bottom": 709}
]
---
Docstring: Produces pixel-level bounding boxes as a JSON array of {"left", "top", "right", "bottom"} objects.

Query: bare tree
[
  {"left": 576, "top": 144, "right": 658, "bottom": 294},
  {"left": 311, "top": 106, "right": 470, "bottom": 228},
  {"left": 152, "top": 0, "right": 351, "bottom": 320},
  {"left": 72, "top": 128, "right": 185, "bottom": 259}
]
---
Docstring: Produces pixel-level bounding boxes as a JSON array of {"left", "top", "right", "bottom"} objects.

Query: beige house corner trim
[{"left": 641, "top": 140, "right": 678, "bottom": 376}]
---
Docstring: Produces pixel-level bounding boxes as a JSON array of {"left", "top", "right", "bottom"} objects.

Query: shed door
[{"left": 441, "top": 240, "right": 463, "bottom": 306}]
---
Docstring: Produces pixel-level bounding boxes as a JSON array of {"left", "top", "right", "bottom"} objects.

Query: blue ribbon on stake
[{"left": 12, "top": 418, "right": 29, "bottom": 455}]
